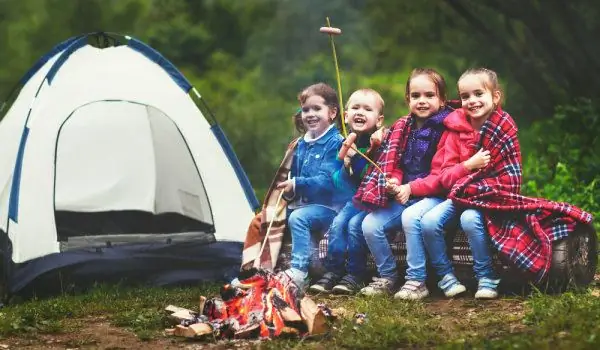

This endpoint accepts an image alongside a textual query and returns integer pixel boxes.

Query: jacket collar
[303,124,338,144]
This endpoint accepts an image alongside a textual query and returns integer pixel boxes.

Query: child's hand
[370,128,385,147]
[385,177,400,194]
[394,184,411,204]
[464,148,491,171]
[276,179,294,194]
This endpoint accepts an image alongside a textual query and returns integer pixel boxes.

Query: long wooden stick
[349,144,385,175]
[254,188,285,267]
[325,17,347,138]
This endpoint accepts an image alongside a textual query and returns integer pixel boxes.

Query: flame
[201,269,304,339]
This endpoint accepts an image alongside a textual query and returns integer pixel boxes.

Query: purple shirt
[401,107,452,184]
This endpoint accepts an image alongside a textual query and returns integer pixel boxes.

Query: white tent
[0,33,257,294]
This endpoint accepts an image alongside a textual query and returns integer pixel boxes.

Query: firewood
[169,310,197,323]
[279,306,302,322]
[299,296,329,335]
[234,322,260,339]
[173,323,213,338]
[165,304,194,314]
[199,296,207,314]
[164,328,175,336]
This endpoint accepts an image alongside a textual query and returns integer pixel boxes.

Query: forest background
[1,0,598,229]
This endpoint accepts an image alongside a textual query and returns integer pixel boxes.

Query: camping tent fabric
[0,33,256,295]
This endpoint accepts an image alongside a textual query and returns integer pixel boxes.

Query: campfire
[165,268,334,340]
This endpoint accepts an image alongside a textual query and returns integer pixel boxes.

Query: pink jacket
[438,109,479,191]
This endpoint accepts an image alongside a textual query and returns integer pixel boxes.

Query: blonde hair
[346,88,385,115]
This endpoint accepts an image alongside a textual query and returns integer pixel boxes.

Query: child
[420,67,595,299]
[276,82,345,290]
[397,68,501,300]
[354,68,454,296]
[308,88,386,294]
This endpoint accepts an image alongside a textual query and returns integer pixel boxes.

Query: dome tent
[0,32,258,299]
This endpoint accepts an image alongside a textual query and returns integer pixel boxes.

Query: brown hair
[404,68,448,103]
[297,82,341,129]
[458,67,504,105]
[346,88,385,115]
[291,109,306,134]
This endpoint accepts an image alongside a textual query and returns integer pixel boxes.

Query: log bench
[276,223,598,293]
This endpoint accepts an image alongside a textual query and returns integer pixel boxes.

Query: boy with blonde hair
[309,88,387,294]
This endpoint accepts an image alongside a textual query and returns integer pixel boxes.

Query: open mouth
[352,116,367,128]
[468,106,483,113]
[416,106,429,112]
[305,118,320,127]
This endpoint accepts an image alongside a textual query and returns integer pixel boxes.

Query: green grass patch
[0,284,599,349]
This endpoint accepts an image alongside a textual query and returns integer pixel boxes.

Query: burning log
[166,268,333,341]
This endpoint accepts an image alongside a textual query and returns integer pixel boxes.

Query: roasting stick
[320,18,347,138]
[254,174,288,268]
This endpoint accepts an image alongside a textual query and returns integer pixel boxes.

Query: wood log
[278,306,302,323]
[172,323,213,338]
[199,296,207,314]
[299,296,329,335]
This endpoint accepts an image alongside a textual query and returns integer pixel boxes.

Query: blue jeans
[288,205,337,273]
[325,201,365,276]
[400,197,445,282]
[421,199,498,280]
[362,200,417,283]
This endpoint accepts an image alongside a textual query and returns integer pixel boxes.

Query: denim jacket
[287,125,344,209]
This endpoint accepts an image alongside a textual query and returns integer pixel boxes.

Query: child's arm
[438,132,490,190]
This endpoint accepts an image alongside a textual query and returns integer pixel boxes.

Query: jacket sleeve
[408,131,448,197]
[438,132,471,191]
[295,139,342,198]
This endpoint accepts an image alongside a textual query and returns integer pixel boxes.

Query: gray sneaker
[283,268,309,291]
[359,277,395,296]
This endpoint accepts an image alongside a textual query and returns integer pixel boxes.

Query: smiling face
[301,95,336,138]
[344,91,384,134]
[458,73,501,121]
[407,75,443,121]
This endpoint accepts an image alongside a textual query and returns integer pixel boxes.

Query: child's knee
[420,212,439,235]
[460,209,484,233]
[401,206,420,230]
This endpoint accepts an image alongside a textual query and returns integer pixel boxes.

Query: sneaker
[394,280,429,300]
[308,272,341,293]
[332,274,363,295]
[359,277,395,296]
[474,277,500,299]
[438,273,467,298]
[283,268,309,291]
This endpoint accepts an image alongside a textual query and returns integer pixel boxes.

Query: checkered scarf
[353,117,412,209]
[449,108,594,280]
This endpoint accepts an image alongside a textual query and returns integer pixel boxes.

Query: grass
[0,282,599,349]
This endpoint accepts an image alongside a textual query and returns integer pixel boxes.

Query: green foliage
[522,99,600,230]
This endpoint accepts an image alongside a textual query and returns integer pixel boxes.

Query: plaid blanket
[448,108,594,280]
[353,117,412,209]
[241,138,299,270]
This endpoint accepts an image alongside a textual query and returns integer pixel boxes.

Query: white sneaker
[474,277,500,299]
[359,277,395,296]
[394,280,429,300]
[438,273,467,298]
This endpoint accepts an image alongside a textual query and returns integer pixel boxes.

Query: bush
[522,98,600,231]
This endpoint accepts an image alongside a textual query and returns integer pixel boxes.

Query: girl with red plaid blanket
[353,68,455,296]
[421,68,593,299]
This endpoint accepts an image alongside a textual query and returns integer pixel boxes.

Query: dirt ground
[0,297,528,350]
[2,275,598,350]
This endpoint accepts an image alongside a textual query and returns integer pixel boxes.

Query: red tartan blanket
[353,117,412,209]
[448,108,594,280]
